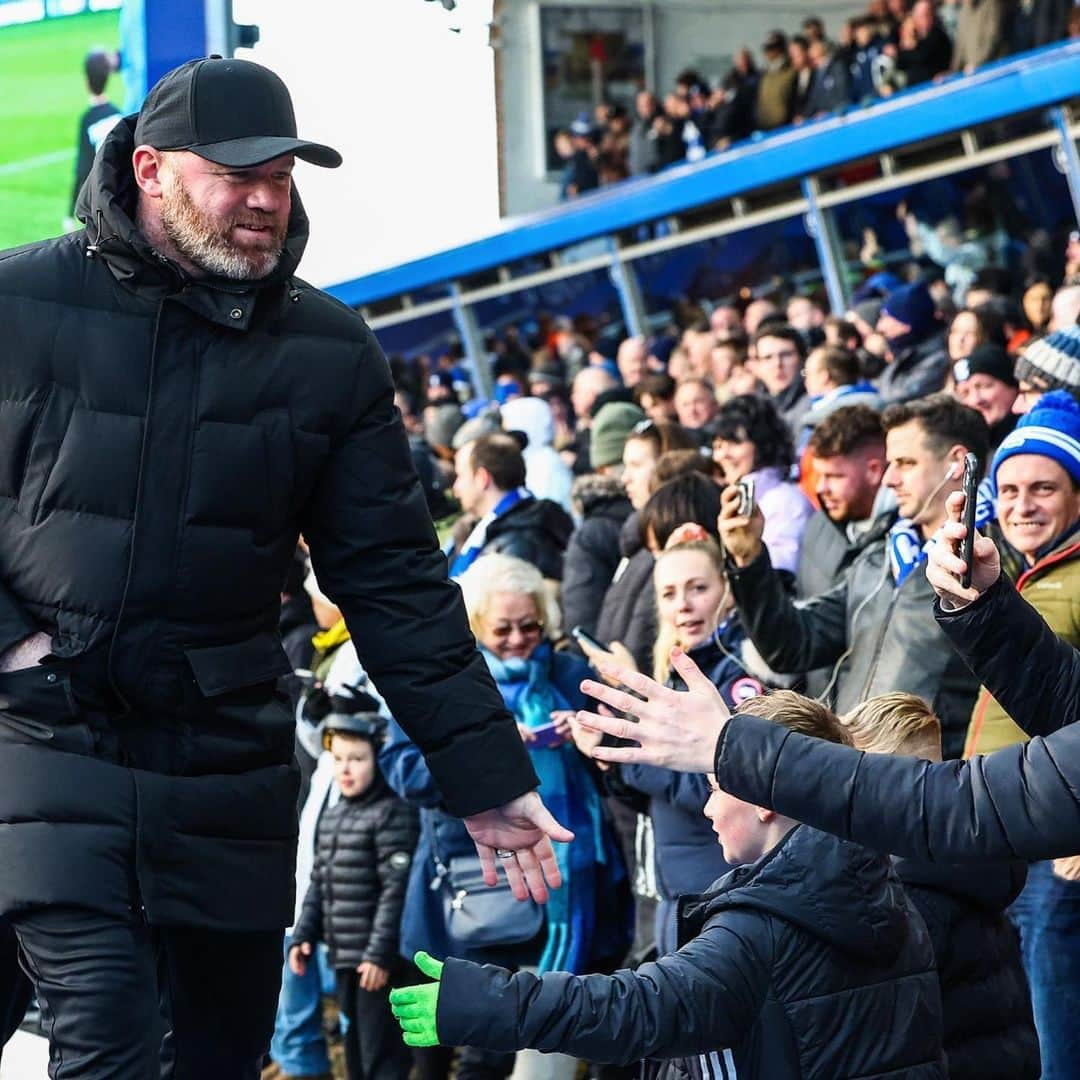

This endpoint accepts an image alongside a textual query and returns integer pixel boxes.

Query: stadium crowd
[11,43,1080,1080]
[265,219,1080,1080]
[555,0,1078,197]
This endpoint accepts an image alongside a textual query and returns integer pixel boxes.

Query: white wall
[233,0,502,288]
[499,0,863,216]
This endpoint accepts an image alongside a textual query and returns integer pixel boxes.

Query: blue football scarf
[448,487,531,579]
[482,644,605,974]
[888,518,931,586]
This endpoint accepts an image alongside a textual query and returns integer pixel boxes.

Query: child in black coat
[290,707,419,1080]
[843,692,1040,1080]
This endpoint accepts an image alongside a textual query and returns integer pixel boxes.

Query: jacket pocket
[0,666,93,754]
[184,633,294,698]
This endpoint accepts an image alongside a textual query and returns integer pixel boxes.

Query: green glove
[390,951,444,1047]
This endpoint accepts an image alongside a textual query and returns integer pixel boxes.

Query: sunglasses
[489,620,544,639]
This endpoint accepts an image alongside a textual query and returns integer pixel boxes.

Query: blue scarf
[481,643,606,974]
[888,518,931,586]
[448,487,531,579]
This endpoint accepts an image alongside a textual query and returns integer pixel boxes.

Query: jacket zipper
[857,573,902,703]
[105,300,165,714]
[324,803,347,949]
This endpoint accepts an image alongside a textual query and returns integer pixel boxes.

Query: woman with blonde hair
[457,554,628,976]
[598,527,769,952]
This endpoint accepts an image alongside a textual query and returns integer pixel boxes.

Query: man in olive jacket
[0,57,560,1077]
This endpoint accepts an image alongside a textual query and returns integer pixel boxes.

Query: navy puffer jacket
[438,825,945,1079]
[894,856,1039,1079]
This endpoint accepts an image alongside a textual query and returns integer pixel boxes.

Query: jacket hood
[76,115,309,318]
[803,384,883,429]
[501,397,555,450]
[488,496,574,548]
[571,473,632,519]
[892,855,1026,913]
[682,824,909,963]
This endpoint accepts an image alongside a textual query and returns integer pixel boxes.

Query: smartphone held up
[958,452,980,590]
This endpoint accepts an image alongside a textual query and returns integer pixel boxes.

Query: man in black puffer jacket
[292,709,419,1080]
[0,58,556,1075]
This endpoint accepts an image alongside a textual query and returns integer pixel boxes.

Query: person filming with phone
[717,394,988,757]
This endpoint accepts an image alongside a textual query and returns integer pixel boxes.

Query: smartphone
[959,452,980,590]
[528,720,565,749]
[736,478,756,518]
[571,625,609,654]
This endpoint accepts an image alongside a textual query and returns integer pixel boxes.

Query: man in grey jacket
[721,394,986,757]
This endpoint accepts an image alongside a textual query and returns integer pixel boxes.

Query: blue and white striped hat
[1015,325,1080,395]
[992,390,1080,487]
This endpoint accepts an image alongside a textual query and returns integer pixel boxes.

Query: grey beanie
[1015,325,1080,395]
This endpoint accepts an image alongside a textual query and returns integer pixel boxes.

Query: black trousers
[0,916,33,1062]
[334,968,412,1080]
[9,905,282,1079]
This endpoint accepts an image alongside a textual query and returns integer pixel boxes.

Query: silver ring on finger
[495,848,517,860]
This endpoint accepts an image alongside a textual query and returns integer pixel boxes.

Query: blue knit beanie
[992,389,1080,487]
[881,281,935,337]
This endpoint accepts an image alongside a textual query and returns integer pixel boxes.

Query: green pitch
[0,10,121,251]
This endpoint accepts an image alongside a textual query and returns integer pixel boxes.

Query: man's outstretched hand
[927,490,1001,610]
[463,791,574,904]
[576,648,730,774]
[390,951,443,1047]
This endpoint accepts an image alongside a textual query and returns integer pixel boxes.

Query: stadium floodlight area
[326,40,1080,388]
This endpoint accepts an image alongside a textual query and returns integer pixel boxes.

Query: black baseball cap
[133,56,342,168]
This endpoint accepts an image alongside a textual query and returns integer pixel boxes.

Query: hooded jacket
[481,497,574,581]
[877,331,949,405]
[893,857,1039,1080]
[0,117,535,929]
[562,474,633,638]
[500,397,574,515]
[292,772,419,970]
[437,825,945,1079]
[728,513,979,758]
[595,512,657,673]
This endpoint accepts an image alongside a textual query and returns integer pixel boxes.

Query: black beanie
[952,343,1017,388]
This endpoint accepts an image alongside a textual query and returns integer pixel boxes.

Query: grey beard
[159,179,283,281]
[161,212,282,280]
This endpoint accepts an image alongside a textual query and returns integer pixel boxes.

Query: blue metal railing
[328,41,1080,310]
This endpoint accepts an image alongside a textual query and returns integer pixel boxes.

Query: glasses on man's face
[489,620,544,640]
[758,348,799,367]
